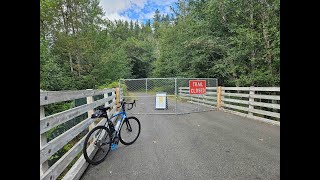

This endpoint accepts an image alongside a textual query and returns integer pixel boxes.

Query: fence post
[112,89,116,109]
[116,87,120,111]
[86,90,95,131]
[175,78,177,114]
[40,106,48,176]
[146,78,148,95]
[217,86,222,109]
[221,88,225,109]
[248,86,255,117]
[104,89,110,117]
[272,91,278,113]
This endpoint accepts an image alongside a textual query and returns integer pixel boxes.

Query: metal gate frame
[119,78,218,115]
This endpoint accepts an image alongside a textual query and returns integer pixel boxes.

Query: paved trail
[80,96,280,180]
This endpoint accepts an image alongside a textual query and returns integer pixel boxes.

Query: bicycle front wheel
[119,117,141,145]
[83,126,111,165]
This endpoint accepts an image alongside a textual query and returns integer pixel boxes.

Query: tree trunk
[260,0,272,67]
[60,2,69,34]
[250,0,254,28]
[74,1,79,33]
[220,1,227,23]
[66,0,75,34]
[76,52,81,77]
[262,17,271,65]
[69,52,74,73]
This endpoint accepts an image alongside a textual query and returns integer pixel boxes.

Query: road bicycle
[83,99,141,165]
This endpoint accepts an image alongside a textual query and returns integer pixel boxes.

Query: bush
[98,80,128,97]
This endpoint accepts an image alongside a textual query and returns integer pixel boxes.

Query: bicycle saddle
[97,106,111,112]
[91,106,111,118]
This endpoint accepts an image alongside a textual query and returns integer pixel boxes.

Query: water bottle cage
[108,121,115,134]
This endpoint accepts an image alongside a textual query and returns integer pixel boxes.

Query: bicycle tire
[83,126,111,165]
[119,117,141,145]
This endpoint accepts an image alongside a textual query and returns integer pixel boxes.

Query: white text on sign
[189,80,206,94]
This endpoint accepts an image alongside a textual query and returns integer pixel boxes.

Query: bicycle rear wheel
[83,126,111,165]
[119,117,141,145]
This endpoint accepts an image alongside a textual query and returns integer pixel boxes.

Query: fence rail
[178,86,280,125]
[178,87,218,108]
[40,88,120,180]
[40,89,114,106]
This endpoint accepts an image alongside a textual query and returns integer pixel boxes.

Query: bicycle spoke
[83,126,111,165]
[120,117,140,145]
[101,140,111,146]
[98,146,105,153]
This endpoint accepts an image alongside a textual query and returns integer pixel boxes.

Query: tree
[152,0,280,86]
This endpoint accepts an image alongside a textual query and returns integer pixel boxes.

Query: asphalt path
[80,96,280,180]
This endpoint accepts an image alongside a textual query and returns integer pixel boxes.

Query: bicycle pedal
[111,143,118,151]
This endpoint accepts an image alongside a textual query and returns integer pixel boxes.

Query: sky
[99,0,177,24]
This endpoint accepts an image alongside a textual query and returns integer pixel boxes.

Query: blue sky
[99,0,177,24]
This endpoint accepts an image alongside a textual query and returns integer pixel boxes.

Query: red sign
[189,80,206,94]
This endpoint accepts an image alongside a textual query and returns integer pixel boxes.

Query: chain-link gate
[119,78,218,115]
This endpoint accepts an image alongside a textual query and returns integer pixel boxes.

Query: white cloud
[133,0,148,8]
[152,0,176,6]
[106,13,131,21]
[100,0,148,21]
[100,0,132,14]
[99,0,175,22]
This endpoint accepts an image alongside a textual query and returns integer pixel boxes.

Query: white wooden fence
[178,87,218,108]
[40,88,120,180]
[179,86,280,125]
[40,86,279,179]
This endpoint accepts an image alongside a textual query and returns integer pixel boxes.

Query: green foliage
[41,1,157,91]
[98,80,128,97]
[44,101,74,117]
[98,80,120,89]
[41,0,280,91]
[152,0,280,86]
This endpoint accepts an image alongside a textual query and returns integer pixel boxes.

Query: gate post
[217,86,222,109]
[175,78,177,114]
[248,86,255,117]
[146,78,148,95]
[116,87,120,111]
